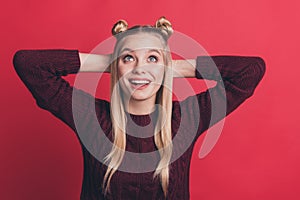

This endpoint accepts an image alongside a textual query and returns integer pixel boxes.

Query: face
[116,33,166,103]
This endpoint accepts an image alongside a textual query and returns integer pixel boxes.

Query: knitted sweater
[13,49,265,200]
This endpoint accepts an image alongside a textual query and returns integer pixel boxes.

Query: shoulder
[95,98,110,115]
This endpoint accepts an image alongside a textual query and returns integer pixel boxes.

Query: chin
[130,93,155,101]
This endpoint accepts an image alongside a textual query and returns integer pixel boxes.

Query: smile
[129,79,151,85]
[128,79,151,90]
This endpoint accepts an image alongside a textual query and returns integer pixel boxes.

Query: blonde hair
[103,16,174,198]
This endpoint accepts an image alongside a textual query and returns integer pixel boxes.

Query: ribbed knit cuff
[195,56,214,79]
[52,49,81,74]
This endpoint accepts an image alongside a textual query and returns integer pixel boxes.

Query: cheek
[117,61,136,78]
[117,65,128,79]
[117,68,122,79]
[154,66,165,83]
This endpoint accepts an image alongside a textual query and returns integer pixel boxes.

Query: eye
[122,55,134,63]
[148,55,158,63]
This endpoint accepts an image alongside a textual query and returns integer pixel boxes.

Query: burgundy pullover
[13,49,265,200]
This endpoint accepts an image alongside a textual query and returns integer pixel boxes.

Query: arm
[13,49,110,132]
[172,59,196,78]
[78,52,111,72]
[174,56,266,138]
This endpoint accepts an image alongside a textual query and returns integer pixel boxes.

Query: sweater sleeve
[13,49,98,132]
[179,55,266,140]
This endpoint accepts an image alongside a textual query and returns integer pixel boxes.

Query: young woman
[13,17,265,200]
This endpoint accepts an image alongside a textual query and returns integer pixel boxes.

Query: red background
[1,0,300,199]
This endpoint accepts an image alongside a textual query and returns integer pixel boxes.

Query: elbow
[13,49,38,77]
[13,50,28,73]
[244,56,266,97]
[252,56,266,82]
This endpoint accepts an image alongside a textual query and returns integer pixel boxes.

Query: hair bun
[155,16,173,38]
[112,20,128,36]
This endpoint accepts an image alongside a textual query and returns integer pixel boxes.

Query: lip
[128,78,152,90]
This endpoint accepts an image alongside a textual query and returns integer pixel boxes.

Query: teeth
[130,80,150,84]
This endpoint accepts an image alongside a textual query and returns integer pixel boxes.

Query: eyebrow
[120,48,162,55]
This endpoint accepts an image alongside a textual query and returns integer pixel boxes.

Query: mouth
[128,79,151,89]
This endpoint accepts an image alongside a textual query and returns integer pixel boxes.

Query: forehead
[118,33,165,52]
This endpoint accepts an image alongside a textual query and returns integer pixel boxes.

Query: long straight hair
[103,23,173,198]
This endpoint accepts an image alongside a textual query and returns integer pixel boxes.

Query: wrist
[172,59,196,78]
[79,53,110,72]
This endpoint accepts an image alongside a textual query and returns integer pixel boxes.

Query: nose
[132,58,146,74]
